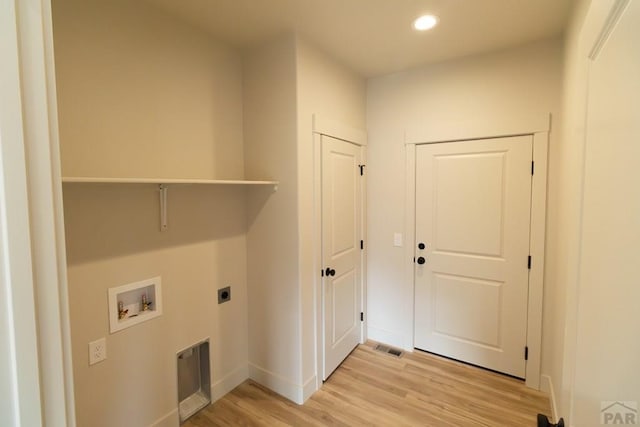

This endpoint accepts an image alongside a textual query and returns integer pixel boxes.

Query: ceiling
[146,0,574,77]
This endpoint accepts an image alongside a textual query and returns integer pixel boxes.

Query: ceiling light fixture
[413,14,438,31]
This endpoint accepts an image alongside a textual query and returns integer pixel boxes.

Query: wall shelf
[62,177,279,230]
[61,176,279,186]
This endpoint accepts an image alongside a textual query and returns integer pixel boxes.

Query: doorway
[413,136,533,378]
[404,120,549,388]
[320,134,364,380]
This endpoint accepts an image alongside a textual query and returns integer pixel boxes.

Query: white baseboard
[149,364,249,427]
[149,409,178,427]
[212,364,249,402]
[540,374,558,423]
[302,374,318,402]
[248,362,307,404]
[367,325,406,350]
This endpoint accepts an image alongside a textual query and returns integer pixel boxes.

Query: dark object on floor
[538,414,565,427]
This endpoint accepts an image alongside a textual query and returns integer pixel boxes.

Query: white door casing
[321,135,363,380]
[404,116,549,389]
[414,135,533,378]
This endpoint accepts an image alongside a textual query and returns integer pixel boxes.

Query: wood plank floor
[185,342,550,426]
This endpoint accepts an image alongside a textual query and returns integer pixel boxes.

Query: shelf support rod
[159,184,168,231]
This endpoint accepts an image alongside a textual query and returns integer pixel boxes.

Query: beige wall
[366,38,563,379]
[295,36,367,388]
[243,35,302,401]
[54,0,248,425]
[54,0,244,180]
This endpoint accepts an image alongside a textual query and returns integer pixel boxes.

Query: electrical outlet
[218,286,231,304]
[89,337,107,365]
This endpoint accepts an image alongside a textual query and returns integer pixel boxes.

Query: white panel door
[322,135,362,380]
[414,136,532,378]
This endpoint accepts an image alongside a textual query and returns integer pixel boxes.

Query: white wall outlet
[89,337,107,365]
[393,232,403,247]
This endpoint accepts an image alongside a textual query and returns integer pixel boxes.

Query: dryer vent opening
[177,340,211,424]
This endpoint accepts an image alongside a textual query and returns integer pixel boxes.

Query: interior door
[414,136,532,378]
[322,135,362,380]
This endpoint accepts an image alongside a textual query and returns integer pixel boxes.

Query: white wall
[243,35,302,402]
[366,39,563,376]
[295,36,366,391]
[243,34,366,404]
[54,0,249,425]
[552,0,593,419]
[559,1,640,425]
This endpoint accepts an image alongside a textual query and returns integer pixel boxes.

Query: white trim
[212,364,249,402]
[248,363,306,404]
[405,113,550,145]
[312,114,367,146]
[525,131,549,390]
[360,144,368,345]
[0,1,45,425]
[149,408,178,427]
[367,325,407,350]
[588,0,631,60]
[302,374,317,402]
[403,120,550,390]
[403,144,417,353]
[541,374,559,423]
[6,0,77,424]
[312,132,324,391]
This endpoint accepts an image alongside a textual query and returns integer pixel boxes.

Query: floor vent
[374,344,404,358]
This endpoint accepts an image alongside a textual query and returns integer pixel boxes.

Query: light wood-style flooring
[185,342,550,426]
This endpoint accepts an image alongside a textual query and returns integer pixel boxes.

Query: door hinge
[531,161,535,175]
[358,164,365,176]
[528,255,532,269]
[525,346,529,361]
[360,312,364,322]
[360,240,364,250]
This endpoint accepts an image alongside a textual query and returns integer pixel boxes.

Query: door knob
[416,257,426,265]
[418,242,426,250]
[325,267,336,276]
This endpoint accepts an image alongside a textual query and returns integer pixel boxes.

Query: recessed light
[413,14,438,31]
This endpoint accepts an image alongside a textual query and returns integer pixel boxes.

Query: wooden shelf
[62,177,278,186]
[61,176,278,231]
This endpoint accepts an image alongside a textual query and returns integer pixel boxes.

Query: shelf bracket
[159,184,168,231]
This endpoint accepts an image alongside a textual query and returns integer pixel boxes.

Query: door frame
[1,0,76,424]
[312,115,367,385]
[404,113,550,389]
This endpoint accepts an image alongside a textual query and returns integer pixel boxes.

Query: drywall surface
[243,36,302,402]
[366,38,562,376]
[561,1,640,425]
[64,186,249,427]
[295,36,367,392]
[54,0,244,180]
[54,0,248,425]
[548,0,592,420]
